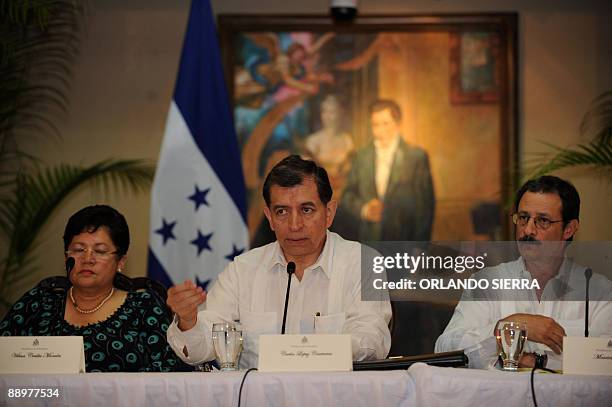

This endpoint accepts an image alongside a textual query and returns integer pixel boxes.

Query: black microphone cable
[530,366,559,407]
[238,367,257,407]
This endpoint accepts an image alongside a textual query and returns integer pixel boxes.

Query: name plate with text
[258,334,352,372]
[563,336,612,376]
[0,336,85,373]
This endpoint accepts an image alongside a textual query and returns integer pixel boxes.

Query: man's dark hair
[63,204,130,256]
[263,155,332,206]
[515,175,581,225]
[369,99,402,123]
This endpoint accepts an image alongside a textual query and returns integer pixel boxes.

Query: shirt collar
[373,134,401,154]
[519,256,572,279]
[519,256,574,299]
[267,230,334,279]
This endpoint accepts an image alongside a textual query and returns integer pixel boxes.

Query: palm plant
[1,0,81,181]
[524,90,612,180]
[0,1,155,309]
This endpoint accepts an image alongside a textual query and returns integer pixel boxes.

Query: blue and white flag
[148,0,248,289]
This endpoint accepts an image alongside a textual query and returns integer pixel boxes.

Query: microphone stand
[584,268,592,337]
[281,262,296,334]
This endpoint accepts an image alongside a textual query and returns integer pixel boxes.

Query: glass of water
[212,322,243,371]
[495,321,527,371]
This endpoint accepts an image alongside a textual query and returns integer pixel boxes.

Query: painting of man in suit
[338,99,435,241]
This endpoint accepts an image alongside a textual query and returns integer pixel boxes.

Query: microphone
[281,262,296,335]
[584,268,592,337]
[66,257,76,278]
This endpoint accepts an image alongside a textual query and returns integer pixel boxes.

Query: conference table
[1,364,610,406]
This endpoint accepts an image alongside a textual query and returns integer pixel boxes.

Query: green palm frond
[0,159,154,293]
[1,0,58,28]
[522,90,612,182]
[580,90,612,145]
[1,0,84,175]
[524,139,612,180]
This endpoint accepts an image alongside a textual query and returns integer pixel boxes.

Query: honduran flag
[148,0,248,289]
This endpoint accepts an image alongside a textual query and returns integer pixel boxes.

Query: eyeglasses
[511,213,563,230]
[65,247,118,261]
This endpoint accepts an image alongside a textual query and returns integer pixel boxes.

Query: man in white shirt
[166,155,391,368]
[435,176,612,369]
[338,99,435,242]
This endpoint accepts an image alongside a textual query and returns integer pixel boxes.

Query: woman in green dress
[0,205,188,372]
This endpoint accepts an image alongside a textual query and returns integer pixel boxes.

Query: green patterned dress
[0,286,188,372]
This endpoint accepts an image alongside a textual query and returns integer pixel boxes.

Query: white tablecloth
[408,363,612,407]
[2,365,610,406]
[0,370,414,407]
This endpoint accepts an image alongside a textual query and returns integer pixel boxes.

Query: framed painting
[449,31,501,104]
[218,14,518,246]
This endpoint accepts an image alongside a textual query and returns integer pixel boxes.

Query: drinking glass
[212,322,243,371]
[495,321,527,371]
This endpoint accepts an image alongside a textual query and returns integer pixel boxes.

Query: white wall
[9,0,611,301]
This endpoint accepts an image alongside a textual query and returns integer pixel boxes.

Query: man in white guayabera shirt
[166,155,391,368]
[435,176,612,369]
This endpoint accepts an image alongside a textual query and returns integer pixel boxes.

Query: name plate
[258,334,352,372]
[563,336,612,376]
[0,336,85,373]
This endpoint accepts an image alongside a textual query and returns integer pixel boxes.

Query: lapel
[384,139,408,199]
[363,144,378,198]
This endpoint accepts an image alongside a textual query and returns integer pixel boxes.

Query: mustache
[518,235,540,243]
